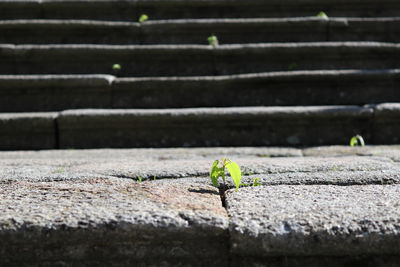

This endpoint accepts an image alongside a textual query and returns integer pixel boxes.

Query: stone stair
[1,0,400,150]
[2,2,400,265]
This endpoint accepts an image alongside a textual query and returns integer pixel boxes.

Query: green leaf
[112,64,121,71]
[226,161,242,191]
[139,14,149,23]
[350,135,365,147]
[316,11,328,19]
[210,160,220,187]
[207,35,219,47]
[252,177,261,186]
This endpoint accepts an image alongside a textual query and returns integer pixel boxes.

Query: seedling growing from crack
[316,11,328,19]
[139,14,149,23]
[350,135,365,147]
[208,34,219,47]
[210,158,242,191]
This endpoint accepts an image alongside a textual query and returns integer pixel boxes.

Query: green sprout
[207,35,219,47]
[139,14,149,23]
[316,11,328,19]
[350,135,365,147]
[252,177,262,186]
[112,64,121,71]
[210,158,242,191]
[137,176,143,183]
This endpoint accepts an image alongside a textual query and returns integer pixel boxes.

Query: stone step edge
[1,103,399,149]
[0,41,398,50]
[0,69,399,111]
[2,17,400,26]
[1,18,400,47]
[0,42,397,77]
[1,69,398,84]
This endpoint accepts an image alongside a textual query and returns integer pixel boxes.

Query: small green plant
[252,177,262,186]
[239,177,262,188]
[208,34,219,47]
[112,64,121,71]
[350,135,365,147]
[316,11,328,19]
[139,14,149,23]
[137,176,143,183]
[210,158,242,191]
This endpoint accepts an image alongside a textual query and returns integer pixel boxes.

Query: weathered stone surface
[13,44,215,77]
[330,18,400,43]
[0,42,397,76]
[0,75,113,112]
[240,170,400,186]
[226,185,400,258]
[57,106,373,148]
[1,0,400,20]
[0,148,396,184]
[0,112,57,150]
[303,145,400,162]
[0,18,399,46]
[374,103,400,144]
[113,70,400,108]
[0,147,302,160]
[1,148,400,265]
[0,177,229,266]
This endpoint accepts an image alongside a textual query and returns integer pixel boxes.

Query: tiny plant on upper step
[112,64,121,76]
[350,135,365,147]
[112,63,121,71]
[316,11,328,19]
[139,14,149,23]
[208,34,219,47]
[210,158,241,191]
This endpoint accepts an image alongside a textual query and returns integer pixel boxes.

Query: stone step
[2,104,400,150]
[0,0,399,20]
[1,147,400,265]
[0,18,399,44]
[0,42,399,76]
[227,184,400,265]
[1,70,399,112]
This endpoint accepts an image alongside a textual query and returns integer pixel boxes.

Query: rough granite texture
[226,185,400,256]
[0,177,229,266]
[1,146,400,266]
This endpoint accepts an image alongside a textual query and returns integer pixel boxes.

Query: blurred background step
[7,104,400,150]
[0,42,399,76]
[0,0,399,20]
[0,0,399,150]
[0,18,399,44]
[0,112,57,150]
[1,70,399,112]
[0,75,113,112]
